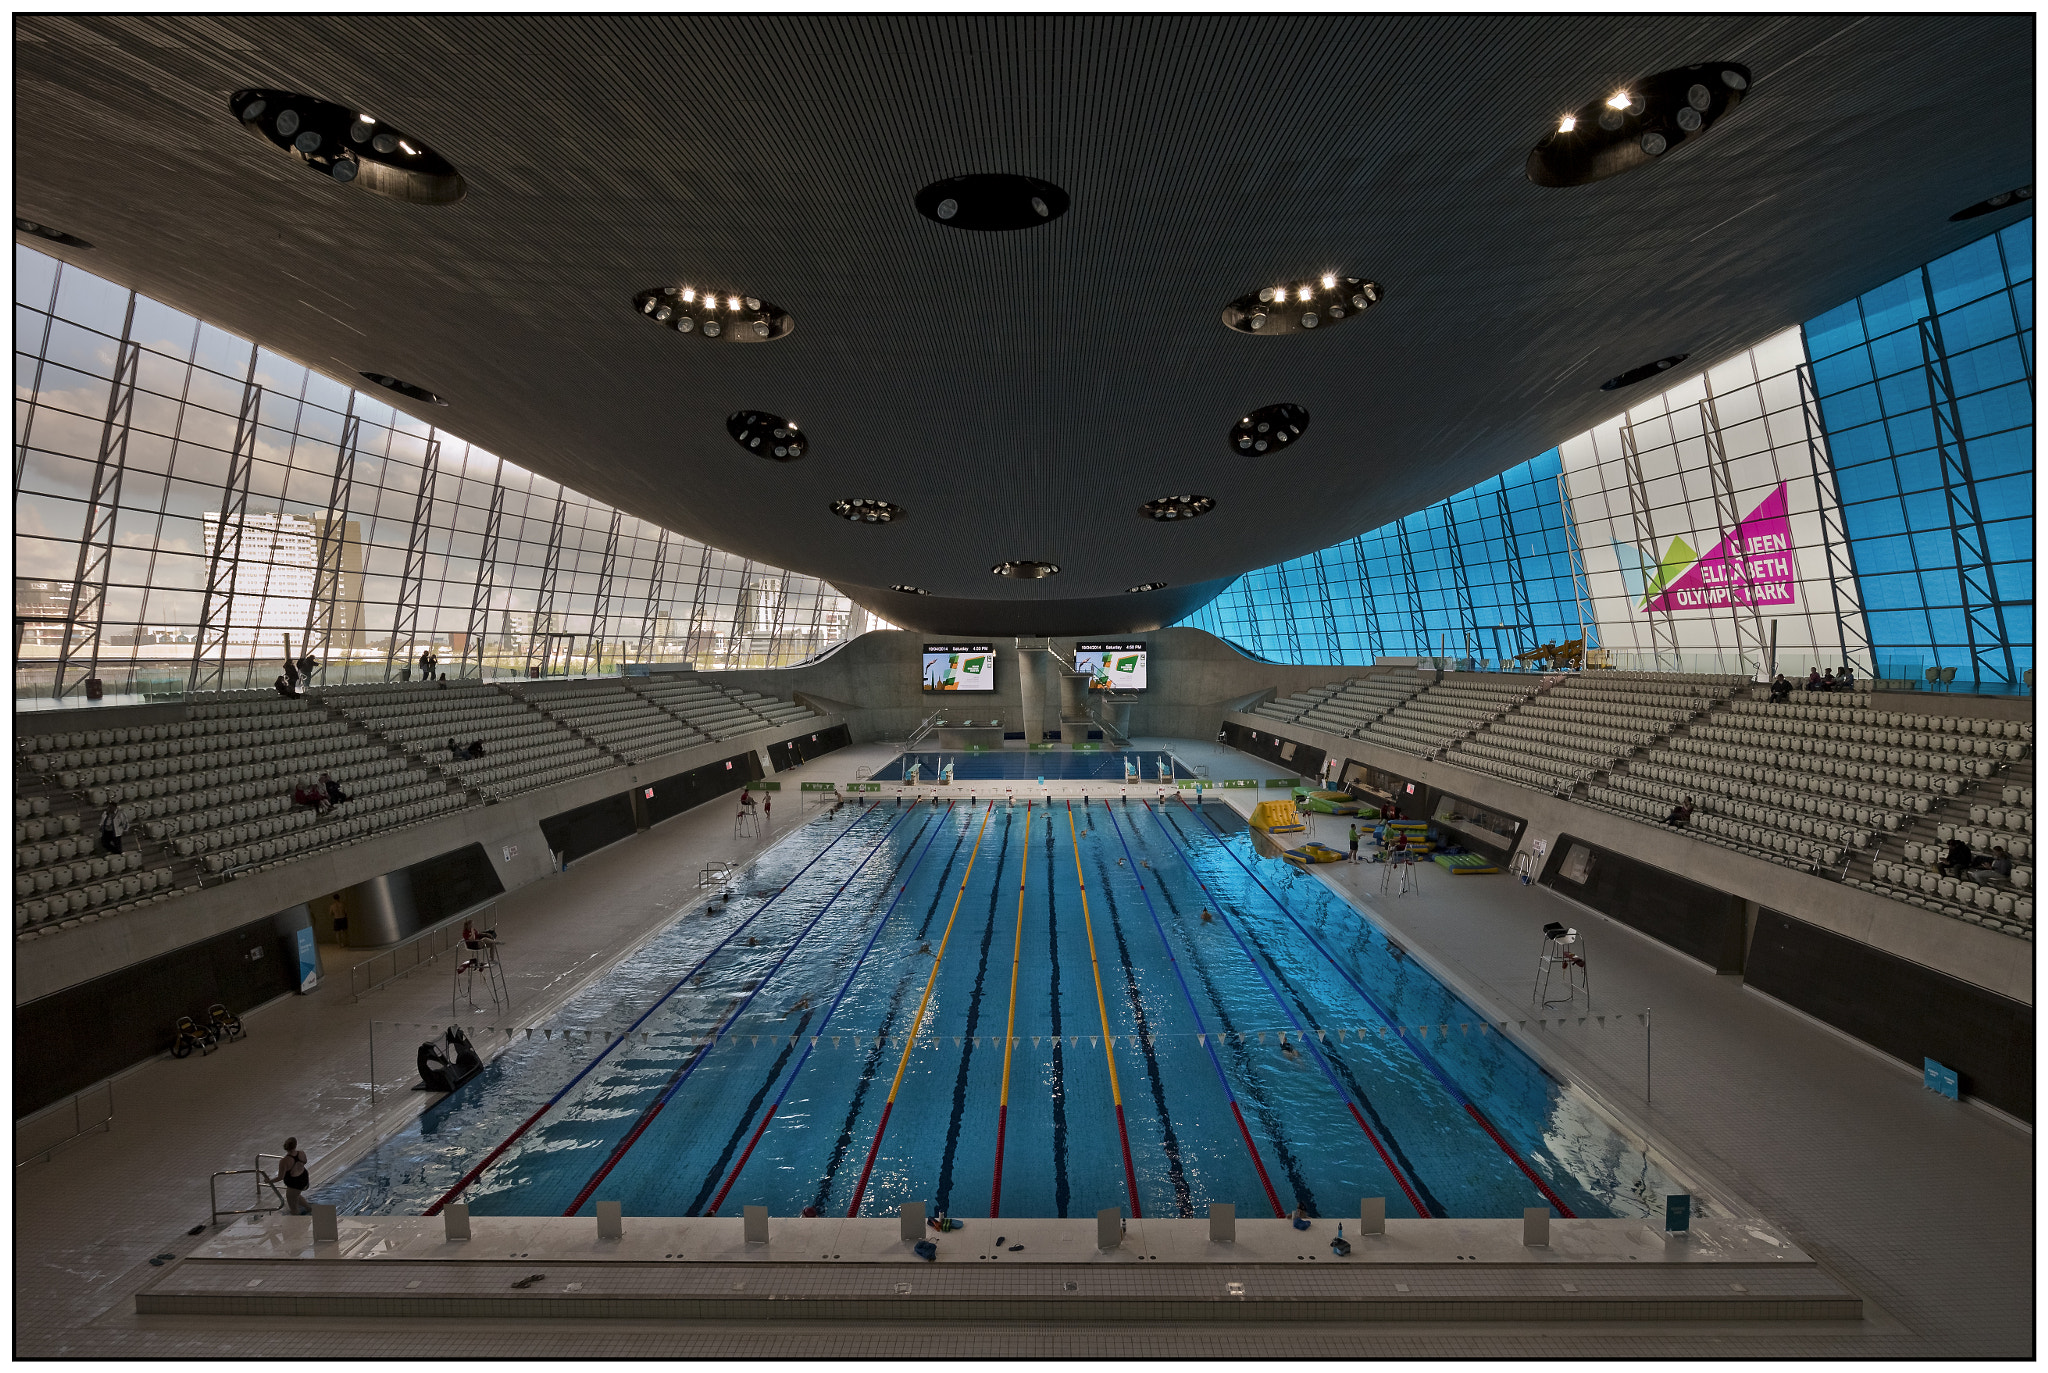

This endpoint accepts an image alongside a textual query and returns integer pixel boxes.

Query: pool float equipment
[1294,789,1366,815]
[1283,842,1346,866]
[1433,852,1500,875]
[913,1239,938,1261]
[1249,799,1307,834]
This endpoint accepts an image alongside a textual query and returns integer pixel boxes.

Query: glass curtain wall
[1182,224,2033,688]
[1802,218,2033,690]
[14,246,873,702]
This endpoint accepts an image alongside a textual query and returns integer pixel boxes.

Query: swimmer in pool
[746,936,758,947]
[787,998,811,1016]
[918,941,932,956]
[1200,908,1213,923]
[1279,1033,1300,1059]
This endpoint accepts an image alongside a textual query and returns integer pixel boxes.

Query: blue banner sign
[1923,1057,1959,1100]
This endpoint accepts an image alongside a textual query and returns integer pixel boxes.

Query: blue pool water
[325,800,1678,1222]
[871,750,1195,781]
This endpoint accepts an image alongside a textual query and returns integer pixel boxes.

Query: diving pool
[323,799,1679,1223]
[869,750,1195,781]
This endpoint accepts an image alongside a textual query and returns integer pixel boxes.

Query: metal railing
[347,903,496,1002]
[211,1152,287,1226]
[14,1081,113,1168]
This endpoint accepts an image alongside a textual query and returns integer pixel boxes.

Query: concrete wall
[15,715,839,1006]
[1222,701,2033,1005]
[711,628,1365,744]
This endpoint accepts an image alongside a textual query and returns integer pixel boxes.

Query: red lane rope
[422,804,883,1217]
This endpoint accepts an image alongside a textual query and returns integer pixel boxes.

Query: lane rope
[1144,802,1434,1219]
[705,802,971,1215]
[1177,797,1576,1219]
[561,803,917,1216]
[844,798,999,1217]
[1066,800,1143,1217]
[989,802,1031,1217]
[1102,802,1284,1216]
[423,804,883,1216]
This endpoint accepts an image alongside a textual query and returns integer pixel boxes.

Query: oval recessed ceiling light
[1223,277,1381,336]
[830,498,904,524]
[1600,354,1689,392]
[992,560,1060,579]
[915,174,1070,231]
[359,371,447,406]
[726,411,807,460]
[1528,63,1751,188]
[890,584,931,595]
[1229,403,1310,455]
[632,285,792,342]
[14,218,92,249]
[1951,184,2033,222]
[1141,495,1215,522]
[1125,581,1168,594]
[228,89,464,203]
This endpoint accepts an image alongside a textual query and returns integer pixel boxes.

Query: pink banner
[1641,483,1796,615]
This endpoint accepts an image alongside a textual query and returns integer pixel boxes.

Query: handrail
[348,902,497,1002]
[904,710,943,747]
[14,1081,112,1168]
[211,1153,287,1226]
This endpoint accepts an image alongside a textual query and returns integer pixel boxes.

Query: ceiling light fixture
[726,411,808,460]
[1223,277,1382,336]
[830,498,905,524]
[227,89,463,203]
[916,174,1070,231]
[14,218,92,249]
[1125,581,1168,594]
[1951,184,2033,221]
[1600,353,1690,391]
[359,371,448,406]
[1529,63,1751,188]
[1229,403,1310,454]
[891,585,930,595]
[1141,495,1216,521]
[634,286,791,342]
[992,561,1060,579]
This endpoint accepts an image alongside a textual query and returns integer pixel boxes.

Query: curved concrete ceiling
[12,15,2034,633]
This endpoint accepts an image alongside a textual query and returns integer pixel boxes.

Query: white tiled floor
[13,742,2034,1356]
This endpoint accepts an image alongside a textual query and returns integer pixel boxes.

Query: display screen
[923,643,996,691]
[1075,641,1147,691]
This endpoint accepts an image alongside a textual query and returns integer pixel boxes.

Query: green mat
[1433,853,1499,875]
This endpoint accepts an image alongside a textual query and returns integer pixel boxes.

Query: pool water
[324,799,1679,1223]
[870,750,1195,781]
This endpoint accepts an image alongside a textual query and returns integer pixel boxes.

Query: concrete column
[1017,650,1045,743]
[345,870,418,947]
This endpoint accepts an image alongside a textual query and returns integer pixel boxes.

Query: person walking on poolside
[269,1138,313,1216]
[762,794,771,830]
[1349,822,1361,863]
[327,892,347,948]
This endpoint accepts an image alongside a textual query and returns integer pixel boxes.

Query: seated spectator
[1834,665,1855,692]
[292,780,327,813]
[1805,667,1826,692]
[1664,797,1694,828]
[467,739,486,759]
[1941,837,1973,879]
[1971,846,2013,880]
[274,672,295,699]
[1768,673,1791,704]
[447,737,464,761]
[320,771,349,807]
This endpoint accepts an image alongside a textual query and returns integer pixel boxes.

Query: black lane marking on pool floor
[675,815,940,1215]
[1162,811,1448,1220]
[808,806,998,1215]
[1140,854,1318,1218]
[1093,849,1194,1218]
[1044,808,1071,1219]
[930,813,1006,1216]
[682,1007,818,1215]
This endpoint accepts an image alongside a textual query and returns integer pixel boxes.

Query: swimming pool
[325,799,1680,1223]
[869,750,1195,781]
